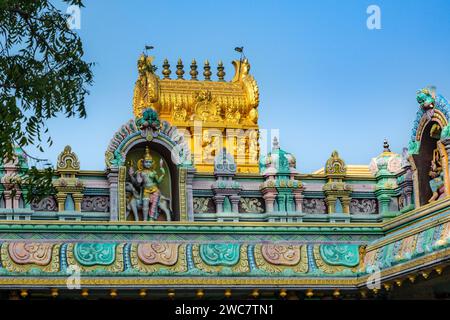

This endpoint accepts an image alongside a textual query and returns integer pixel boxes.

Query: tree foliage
[0,0,93,203]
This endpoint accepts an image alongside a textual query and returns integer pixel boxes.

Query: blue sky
[41,0,450,172]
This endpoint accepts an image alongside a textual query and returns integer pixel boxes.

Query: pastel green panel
[199,244,240,266]
[74,243,116,266]
[319,244,359,267]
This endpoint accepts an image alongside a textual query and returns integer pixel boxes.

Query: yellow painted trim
[0,248,448,288]
[312,165,374,178]
[358,247,450,284]
[77,170,107,176]
[0,277,359,287]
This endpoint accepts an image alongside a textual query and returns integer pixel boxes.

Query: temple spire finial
[162,58,171,79]
[217,61,225,81]
[190,59,198,80]
[383,138,391,152]
[176,58,184,80]
[203,60,211,81]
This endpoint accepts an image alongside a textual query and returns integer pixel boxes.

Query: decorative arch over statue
[105,108,195,222]
[408,86,450,207]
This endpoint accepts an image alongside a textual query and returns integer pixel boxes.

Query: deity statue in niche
[126,146,172,221]
[428,148,445,203]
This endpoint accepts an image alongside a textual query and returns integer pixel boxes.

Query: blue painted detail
[307,245,317,272]
[123,243,131,270]
[247,245,257,271]
[64,195,75,211]
[335,199,343,213]
[60,243,68,272]
[186,244,194,270]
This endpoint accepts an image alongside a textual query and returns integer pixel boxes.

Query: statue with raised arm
[128,146,166,221]
[428,148,445,203]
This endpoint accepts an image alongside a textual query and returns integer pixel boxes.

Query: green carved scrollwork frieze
[74,243,116,266]
[193,244,250,273]
[67,242,124,273]
[199,244,240,266]
[319,244,360,267]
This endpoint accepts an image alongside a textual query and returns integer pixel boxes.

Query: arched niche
[123,139,179,221]
[410,109,450,207]
[105,116,195,222]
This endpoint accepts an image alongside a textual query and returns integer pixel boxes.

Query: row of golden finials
[10,288,360,299]
[8,264,446,300]
[160,58,227,81]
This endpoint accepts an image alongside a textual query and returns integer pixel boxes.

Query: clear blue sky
[41,0,450,172]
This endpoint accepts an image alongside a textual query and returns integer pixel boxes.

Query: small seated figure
[428,149,445,203]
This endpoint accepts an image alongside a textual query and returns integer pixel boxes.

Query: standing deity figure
[128,146,165,221]
[428,148,445,203]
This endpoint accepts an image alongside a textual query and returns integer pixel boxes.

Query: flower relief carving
[193,197,212,213]
[137,243,179,266]
[8,242,54,266]
[81,196,110,212]
[239,198,264,213]
[261,244,301,266]
[302,198,327,214]
[350,199,378,214]
[31,196,58,212]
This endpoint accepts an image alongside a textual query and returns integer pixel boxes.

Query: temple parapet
[0,66,448,229]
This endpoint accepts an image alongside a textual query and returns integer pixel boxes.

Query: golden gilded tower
[132,54,260,173]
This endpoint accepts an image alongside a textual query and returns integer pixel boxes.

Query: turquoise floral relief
[319,244,359,267]
[199,244,240,266]
[74,243,116,266]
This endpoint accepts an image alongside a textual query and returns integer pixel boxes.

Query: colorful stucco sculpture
[0,54,449,300]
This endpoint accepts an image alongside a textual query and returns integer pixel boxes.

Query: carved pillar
[3,191,12,209]
[325,196,336,214]
[377,193,392,215]
[261,188,277,213]
[292,189,304,213]
[107,169,119,221]
[214,195,225,213]
[186,168,196,221]
[285,193,295,212]
[404,185,413,207]
[230,195,240,213]
[341,196,351,214]
[56,192,67,212]
[276,193,286,212]
[72,193,84,212]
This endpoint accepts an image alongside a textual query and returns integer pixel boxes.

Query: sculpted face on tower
[417,87,436,109]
